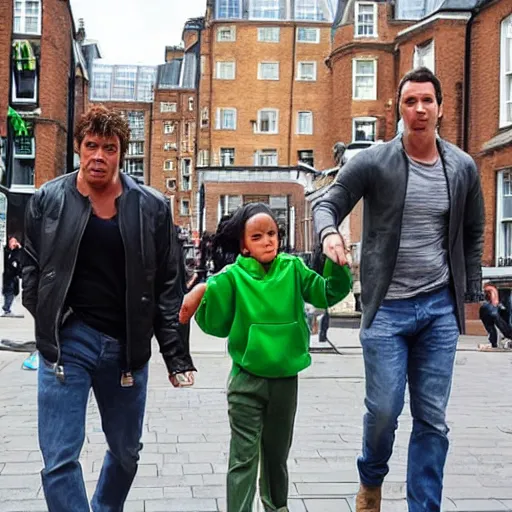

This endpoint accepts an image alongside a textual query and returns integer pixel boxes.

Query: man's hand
[322,233,349,266]
[169,371,195,387]
[179,284,207,324]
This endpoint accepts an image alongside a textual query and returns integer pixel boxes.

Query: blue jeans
[3,291,14,313]
[38,316,149,512]
[358,286,459,511]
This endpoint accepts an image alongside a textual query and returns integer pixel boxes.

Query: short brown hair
[74,105,131,167]
[397,67,443,107]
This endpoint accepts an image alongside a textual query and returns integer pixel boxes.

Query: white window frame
[197,149,210,167]
[180,199,191,216]
[296,61,317,81]
[496,169,512,265]
[352,116,377,141]
[258,27,280,42]
[12,70,38,104]
[160,102,177,113]
[500,15,512,128]
[249,0,282,20]
[216,108,237,130]
[258,62,279,80]
[216,0,242,19]
[166,178,176,190]
[296,27,320,43]
[220,148,236,166]
[216,61,236,80]
[254,149,278,166]
[352,58,377,100]
[164,122,175,134]
[13,0,41,35]
[355,2,377,38]
[164,142,177,151]
[13,136,35,158]
[181,158,192,191]
[188,97,194,111]
[256,109,279,134]
[414,40,435,73]
[296,111,313,135]
[217,25,236,41]
[164,160,174,171]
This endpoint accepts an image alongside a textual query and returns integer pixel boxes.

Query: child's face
[242,213,279,264]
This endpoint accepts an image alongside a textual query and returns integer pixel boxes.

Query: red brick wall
[204,181,306,250]
[0,0,13,138]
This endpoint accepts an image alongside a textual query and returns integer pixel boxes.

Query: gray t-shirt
[385,156,450,300]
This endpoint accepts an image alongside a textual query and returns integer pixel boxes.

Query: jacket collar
[235,253,280,279]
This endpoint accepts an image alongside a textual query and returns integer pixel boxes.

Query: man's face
[399,81,443,138]
[8,237,19,250]
[242,213,279,265]
[78,133,121,189]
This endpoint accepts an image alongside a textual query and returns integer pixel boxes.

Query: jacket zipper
[53,200,91,381]
[116,194,132,383]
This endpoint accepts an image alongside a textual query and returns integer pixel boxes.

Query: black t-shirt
[66,213,126,340]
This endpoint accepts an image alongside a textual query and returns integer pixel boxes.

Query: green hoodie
[195,253,352,378]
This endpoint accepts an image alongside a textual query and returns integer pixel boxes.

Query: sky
[70,0,206,65]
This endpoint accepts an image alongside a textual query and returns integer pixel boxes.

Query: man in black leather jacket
[23,105,196,512]
[314,68,484,512]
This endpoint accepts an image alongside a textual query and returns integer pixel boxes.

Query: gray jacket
[313,136,484,333]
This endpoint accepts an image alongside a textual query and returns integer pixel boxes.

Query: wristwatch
[320,226,340,244]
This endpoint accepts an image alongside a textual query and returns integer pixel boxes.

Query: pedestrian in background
[2,236,22,317]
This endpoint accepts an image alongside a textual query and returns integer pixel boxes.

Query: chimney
[76,18,86,43]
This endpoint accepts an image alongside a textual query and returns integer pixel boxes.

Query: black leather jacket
[22,171,196,375]
[313,136,484,333]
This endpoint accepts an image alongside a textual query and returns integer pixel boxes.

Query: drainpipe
[66,35,76,174]
[463,11,476,153]
[287,23,297,166]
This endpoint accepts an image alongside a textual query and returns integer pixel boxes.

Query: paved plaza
[0,309,512,512]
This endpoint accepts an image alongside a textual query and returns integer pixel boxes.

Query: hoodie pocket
[241,322,310,378]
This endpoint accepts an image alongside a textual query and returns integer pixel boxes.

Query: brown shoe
[355,484,382,512]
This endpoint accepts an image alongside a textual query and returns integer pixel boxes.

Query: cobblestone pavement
[1,311,512,511]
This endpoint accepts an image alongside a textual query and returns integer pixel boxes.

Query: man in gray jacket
[313,67,484,511]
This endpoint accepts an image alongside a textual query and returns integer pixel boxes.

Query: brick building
[0,0,90,243]
[194,0,337,250]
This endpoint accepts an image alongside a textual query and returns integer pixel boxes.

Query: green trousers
[226,368,298,512]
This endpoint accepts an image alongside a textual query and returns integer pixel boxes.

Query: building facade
[0,0,90,243]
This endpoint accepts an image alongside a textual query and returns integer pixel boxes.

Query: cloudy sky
[70,0,206,65]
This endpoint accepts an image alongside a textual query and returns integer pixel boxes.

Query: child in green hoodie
[179,203,352,512]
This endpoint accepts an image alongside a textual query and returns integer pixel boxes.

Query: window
[353,117,376,141]
[201,107,209,128]
[127,111,144,140]
[160,102,177,113]
[164,122,175,134]
[297,111,313,134]
[258,27,280,42]
[124,160,144,179]
[355,2,377,37]
[164,160,174,171]
[216,61,236,80]
[127,141,144,156]
[216,108,237,130]
[497,169,512,266]
[250,0,283,19]
[13,0,41,35]
[254,149,278,166]
[12,40,38,103]
[298,150,314,167]
[217,26,236,41]
[294,0,330,21]
[500,15,512,127]
[180,199,190,216]
[296,62,317,81]
[256,109,278,133]
[181,159,192,191]
[197,150,209,167]
[353,59,377,100]
[220,148,235,166]
[414,40,435,73]
[258,62,279,80]
[297,27,320,43]
[166,178,176,190]
[188,97,194,111]
[164,142,177,151]
[220,195,243,217]
[111,66,137,101]
[12,135,35,188]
